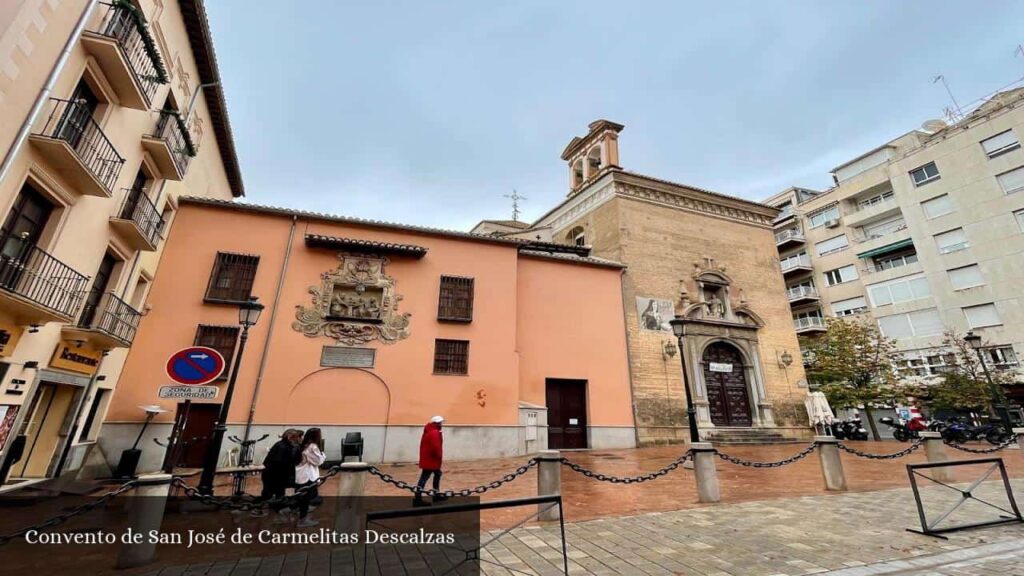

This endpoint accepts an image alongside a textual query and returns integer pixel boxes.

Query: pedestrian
[254,429,302,519]
[413,415,445,507]
[295,427,325,527]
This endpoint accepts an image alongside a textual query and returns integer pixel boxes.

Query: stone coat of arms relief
[292,253,411,346]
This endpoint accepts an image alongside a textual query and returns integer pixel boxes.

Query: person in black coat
[259,429,302,513]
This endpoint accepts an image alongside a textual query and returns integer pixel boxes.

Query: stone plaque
[321,346,376,368]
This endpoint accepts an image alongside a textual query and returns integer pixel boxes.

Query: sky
[205,1,1024,230]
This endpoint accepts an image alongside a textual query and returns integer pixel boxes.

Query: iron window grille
[194,324,239,380]
[205,252,259,303]
[437,276,474,322]
[433,339,469,375]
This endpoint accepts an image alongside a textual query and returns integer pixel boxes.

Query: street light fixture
[197,297,264,495]
[668,315,701,443]
[963,331,1013,434]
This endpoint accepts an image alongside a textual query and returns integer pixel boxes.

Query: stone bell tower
[560,119,623,195]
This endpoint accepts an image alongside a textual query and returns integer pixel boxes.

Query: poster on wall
[636,297,674,332]
[0,404,18,452]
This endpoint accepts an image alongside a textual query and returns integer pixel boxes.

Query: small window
[980,130,1020,158]
[433,339,469,375]
[921,194,953,219]
[963,303,1001,329]
[823,264,858,286]
[831,296,867,317]
[437,276,474,322]
[194,325,240,379]
[814,234,849,256]
[205,252,259,303]
[910,162,940,187]
[947,264,984,290]
[1016,209,1024,232]
[80,389,110,442]
[565,226,585,246]
[934,228,968,254]
[996,166,1024,195]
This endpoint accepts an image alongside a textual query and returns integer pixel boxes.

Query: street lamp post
[668,316,701,443]
[963,331,1013,434]
[197,297,264,495]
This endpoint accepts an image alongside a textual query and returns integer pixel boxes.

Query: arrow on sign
[190,354,209,360]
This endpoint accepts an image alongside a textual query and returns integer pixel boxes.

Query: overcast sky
[206,1,1024,230]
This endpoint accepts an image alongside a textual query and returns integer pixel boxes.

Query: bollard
[1015,428,1024,456]
[335,462,370,535]
[536,450,561,521]
[919,431,952,482]
[815,436,847,492]
[691,443,720,503]
[116,473,172,569]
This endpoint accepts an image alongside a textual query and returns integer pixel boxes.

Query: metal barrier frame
[906,458,1023,539]
[364,494,568,576]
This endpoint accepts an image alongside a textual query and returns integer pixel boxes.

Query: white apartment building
[765,87,1024,403]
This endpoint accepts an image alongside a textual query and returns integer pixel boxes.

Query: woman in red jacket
[414,416,445,506]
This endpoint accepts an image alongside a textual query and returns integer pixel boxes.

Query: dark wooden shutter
[432,339,469,375]
[437,276,474,322]
[205,252,259,303]
[194,325,240,379]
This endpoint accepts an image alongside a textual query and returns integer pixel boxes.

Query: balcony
[794,316,827,334]
[780,255,813,276]
[80,2,166,110]
[775,228,806,249]
[774,206,796,223]
[0,237,88,325]
[110,188,164,251]
[855,227,913,261]
[786,285,820,305]
[845,197,900,228]
[141,111,195,180]
[63,292,141,348]
[29,98,124,197]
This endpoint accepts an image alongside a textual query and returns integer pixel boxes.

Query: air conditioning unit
[824,219,840,228]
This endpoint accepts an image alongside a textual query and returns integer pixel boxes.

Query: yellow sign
[50,341,102,375]
[0,321,24,358]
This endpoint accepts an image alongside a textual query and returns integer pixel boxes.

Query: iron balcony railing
[78,291,142,345]
[0,235,89,319]
[787,285,818,300]
[780,255,812,272]
[36,98,125,193]
[794,316,826,330]
[151,111,196,176]
[93,2,166,104]
[775,229,805,244]
[118,187,164,246]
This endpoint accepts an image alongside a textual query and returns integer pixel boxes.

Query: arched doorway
[702,342,752,427]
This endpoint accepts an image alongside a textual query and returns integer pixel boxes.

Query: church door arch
[701,341,753,427]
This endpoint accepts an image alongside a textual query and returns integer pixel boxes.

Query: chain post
[919,431,952,482]
[336,462,370,536]
[116,474,172,569]
[815,436,847,491]
[691,443,720,503]
[1015,428,1024,458]
[537,450,562,521]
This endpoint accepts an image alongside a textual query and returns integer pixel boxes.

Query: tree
[801,317,903,440]
[908,331,1016,417]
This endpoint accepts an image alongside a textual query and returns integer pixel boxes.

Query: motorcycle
[879,416,927,442]
[939,416,972,444]
[829,416,869,441]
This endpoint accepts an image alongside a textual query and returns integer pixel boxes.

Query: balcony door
[122,170,148,220]
[79,253,117,328]
[56,81,100,150]
[0,185,54,289]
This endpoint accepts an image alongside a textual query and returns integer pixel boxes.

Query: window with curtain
[980,130,1020,158]
[866,274,931,306]
[947,264,985,290]
[921,194,953,219]
[815,234,849,256]
[934,228,968,254]
[963,303,1001,328]
[996,166,1024,195]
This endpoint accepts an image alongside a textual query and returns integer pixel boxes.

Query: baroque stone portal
[293,253,411,346]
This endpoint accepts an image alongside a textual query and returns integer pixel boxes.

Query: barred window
[433,339,469,375]
[437,276,474,322]
[205,252,259,303]
[194,325,239,380]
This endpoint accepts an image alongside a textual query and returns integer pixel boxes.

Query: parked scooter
[879,415,927,442]
[829,416,869,441]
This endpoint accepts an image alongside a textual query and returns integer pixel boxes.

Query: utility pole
[504,190,526,222]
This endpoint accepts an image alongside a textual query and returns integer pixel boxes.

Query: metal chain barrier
[0,480,138,546]
[944,437,1017,454]
[717,442,819,468]
[836,439,923,459]
[368,459,538,497]
[172,461,345,511]
[560,451,693,483]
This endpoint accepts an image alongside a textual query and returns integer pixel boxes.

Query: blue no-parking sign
[165,346,225,386]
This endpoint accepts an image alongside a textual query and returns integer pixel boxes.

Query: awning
[856,238,914,259]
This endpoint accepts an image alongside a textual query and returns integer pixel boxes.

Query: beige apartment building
[765,88,1024,401]
[0,0,242,484]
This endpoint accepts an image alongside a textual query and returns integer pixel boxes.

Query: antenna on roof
[1016,44,1024,58]
[933,75,964,122]
[504,189,526,222]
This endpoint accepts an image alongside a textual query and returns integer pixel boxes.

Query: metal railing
[775,229,805,244]
[93,2,165,104]
[787,285,818,300]
[855,220,907,242]
[780,255,812,272]
[35,98,125,193]
[78,291,141,344]
[774,207,795,221]
[0,236,88,318]
[151,111,195,176]
[117,187,164,246]
[794,316,826,330]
